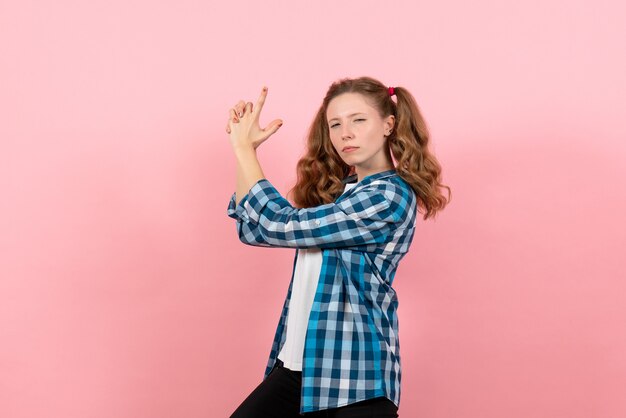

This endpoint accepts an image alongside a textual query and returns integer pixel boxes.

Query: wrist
[233,144,260,169]
[232,144,256,154]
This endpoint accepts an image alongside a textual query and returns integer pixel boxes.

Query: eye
[355,118,365,122]
[330,123,339,128]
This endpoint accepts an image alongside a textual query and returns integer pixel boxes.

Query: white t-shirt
[278,181,357,371]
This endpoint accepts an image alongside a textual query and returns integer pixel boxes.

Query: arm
[234,145,265,206]
[226,86,282,205]
[226,178,406,250]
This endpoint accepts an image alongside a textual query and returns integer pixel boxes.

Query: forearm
[234,145,266,205]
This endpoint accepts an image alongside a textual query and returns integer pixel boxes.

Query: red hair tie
[388,86,396,96]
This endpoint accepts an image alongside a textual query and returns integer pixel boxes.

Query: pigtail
[389,87,452,220]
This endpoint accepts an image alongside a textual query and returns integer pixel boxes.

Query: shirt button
[315,220,321,225]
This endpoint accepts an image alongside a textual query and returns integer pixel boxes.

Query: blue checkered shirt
[226,169,417,414]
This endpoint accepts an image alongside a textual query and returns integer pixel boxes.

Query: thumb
[264,119,283,136]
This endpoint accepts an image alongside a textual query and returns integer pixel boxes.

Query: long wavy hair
[286,76,451,221]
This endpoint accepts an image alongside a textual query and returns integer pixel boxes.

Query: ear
[384,115,395,134]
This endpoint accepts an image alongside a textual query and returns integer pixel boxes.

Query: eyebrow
[328,112,366,123]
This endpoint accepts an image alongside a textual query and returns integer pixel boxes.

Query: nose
[341,124,354,140]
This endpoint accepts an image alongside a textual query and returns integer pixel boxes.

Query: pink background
[1,1,625,417]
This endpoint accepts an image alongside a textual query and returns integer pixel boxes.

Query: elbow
[238,235,266,247]
[236,224,270,247]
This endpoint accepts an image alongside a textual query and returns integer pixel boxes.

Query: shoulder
[367,174,416,205]
[353,175,417,223]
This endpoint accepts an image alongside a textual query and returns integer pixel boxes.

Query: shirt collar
[342,168,397,185]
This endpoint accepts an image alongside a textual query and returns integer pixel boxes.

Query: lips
[342,146,359,152]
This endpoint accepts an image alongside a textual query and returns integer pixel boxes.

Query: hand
[225,86,283,150]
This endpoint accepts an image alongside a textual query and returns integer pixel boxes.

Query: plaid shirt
[226,169,417,414]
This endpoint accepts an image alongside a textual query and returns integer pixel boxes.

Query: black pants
[229,358,399,417]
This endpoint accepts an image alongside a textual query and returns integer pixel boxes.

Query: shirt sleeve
[226,178,403,249]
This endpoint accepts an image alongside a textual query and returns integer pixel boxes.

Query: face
[326,92,395,182]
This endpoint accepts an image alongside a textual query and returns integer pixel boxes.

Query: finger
[264,118,283,136]
[253,86,268,119]
[226,115,234,133]
[229,108,239,123]
[235,100,246,117]
[245,102,253,114]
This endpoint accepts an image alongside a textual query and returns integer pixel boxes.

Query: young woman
[225,76,450,417]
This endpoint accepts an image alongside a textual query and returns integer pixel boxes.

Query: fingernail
[263,86,268,91]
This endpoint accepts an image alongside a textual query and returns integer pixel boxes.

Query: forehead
[326,92,376,121]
